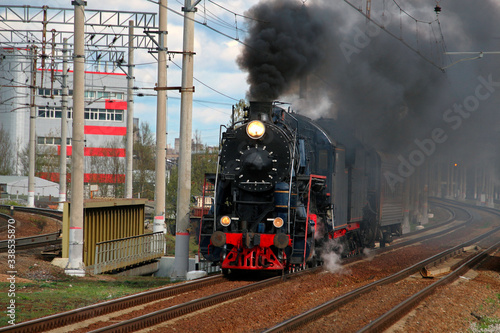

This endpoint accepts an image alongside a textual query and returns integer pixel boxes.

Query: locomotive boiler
[198,101,403,274]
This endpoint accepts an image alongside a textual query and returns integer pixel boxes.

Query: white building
[0,47,129,193]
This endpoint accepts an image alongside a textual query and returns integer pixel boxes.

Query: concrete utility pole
[58,38,69,211]
[154,0,168,234]
[66,0,86,277]
[27,45,37,208]
[125,20,135,199]
[171,0,199,279]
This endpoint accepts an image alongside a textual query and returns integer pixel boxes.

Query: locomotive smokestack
[248,101,273,121]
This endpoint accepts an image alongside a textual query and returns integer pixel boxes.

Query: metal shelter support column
[171,0,200,279]
[154,0,168,234]
[66,0,86,277]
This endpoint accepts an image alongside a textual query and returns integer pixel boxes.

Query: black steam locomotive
[198,101,403,274]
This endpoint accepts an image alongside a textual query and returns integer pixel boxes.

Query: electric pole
[171,0,200,279]
[125,20,135,199]
[27,45,37,208]
[154,0,168,235]
[58,38,69,211]
[66,0,86,277]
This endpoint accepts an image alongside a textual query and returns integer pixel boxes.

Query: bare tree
[230,99,248,126]
[106,139,125,197]
[19,143,59,178]
[0,125,14,175]
[133,122,155,199]
[88,138,125,198]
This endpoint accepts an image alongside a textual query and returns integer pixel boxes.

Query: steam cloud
[238,0,500,163]
[320,239,350,274]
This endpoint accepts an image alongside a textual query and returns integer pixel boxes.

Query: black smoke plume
[237,0,500,162]
[237,2,328,101]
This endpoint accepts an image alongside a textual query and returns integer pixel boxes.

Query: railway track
[0,205,63,221]
[87,269,320,333]
[263,200,500,332]
[0,275,226,333]
[0,268,318,333]
[358,241,500,332]
[0,231,61,253]
[0,205,62,252]
[92,200,469,333]
[2,199,491,332]
[264,228,500,332]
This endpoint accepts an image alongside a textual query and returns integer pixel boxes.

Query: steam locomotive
[198,101,403,274]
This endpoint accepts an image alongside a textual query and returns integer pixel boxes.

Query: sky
[3,0,500,163]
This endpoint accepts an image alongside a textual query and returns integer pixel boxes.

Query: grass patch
[0,276,172,327]
[469,317,500,333]
[30,216,47,231]
[469,293,500,332]
[0,200,25,207]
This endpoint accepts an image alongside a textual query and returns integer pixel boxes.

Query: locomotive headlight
[220,215,231,227]
[246,120,266,139]
[273,217,284,228]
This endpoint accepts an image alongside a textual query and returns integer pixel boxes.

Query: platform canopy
[0,176,60,198]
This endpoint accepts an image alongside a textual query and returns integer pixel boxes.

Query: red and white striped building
[0,48,130,196]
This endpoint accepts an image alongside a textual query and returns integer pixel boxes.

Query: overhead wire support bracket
[183,0,202,13]
[116,62,134,79]
[71,0,87,6]
[144,28,168,52]
[154,86,195,92]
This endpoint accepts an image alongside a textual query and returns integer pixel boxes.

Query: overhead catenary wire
[207,0,265,22]
[169,59,240,102]
[146,0,258,51]
[343,0,445,72]
[391,0,451,67]
[391,0,437,24]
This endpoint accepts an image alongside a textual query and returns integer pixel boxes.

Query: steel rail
[0,212,14,232]
[0,231,61,253]
[263,204,499,333]
[0,274,225,333]
[89,267,321,333]
[0,205,63,221]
